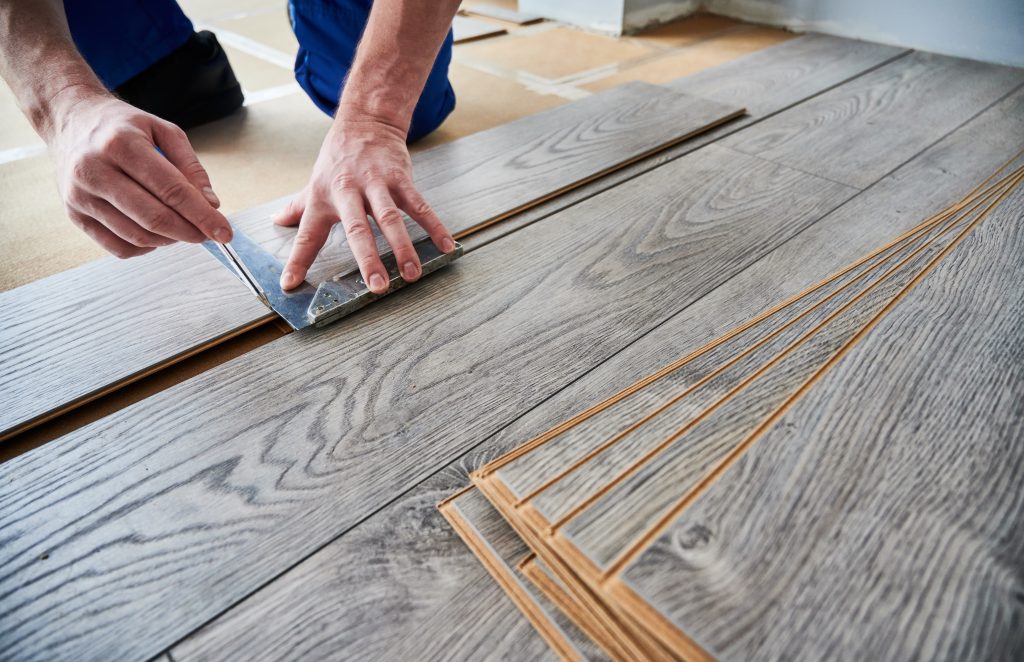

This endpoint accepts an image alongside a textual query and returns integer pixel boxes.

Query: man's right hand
[48,89,232,258]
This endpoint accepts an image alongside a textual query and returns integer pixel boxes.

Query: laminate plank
[618,168,1024,662]
[0,239,270,441]
[0,83,739,441]
[492,213,952,525]
[178,461,557,662]
[452,16,507,44]
[173,73,1024,662]
[561,202,984,570]
[173,431,597,662]
[241,82,743,286]
[665,33,907,117]
[0,144,852,661]
[722,51,1024,188]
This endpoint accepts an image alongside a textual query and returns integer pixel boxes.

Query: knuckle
[409,198,434,219]
[70,157,97,185]
[342,221,373,242]
[332,173,360,193]
[375,207,404,228]
[160,181,191,209]
[147,212,177,234]
[65,186,90,209]
[98,130,128,156]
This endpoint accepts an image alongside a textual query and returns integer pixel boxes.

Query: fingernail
[369,273,387,293]
[442,238,455,253]
[203,187,220,207]
[214,227,232,243]
[280,270,297,290]
[402,261,420,280]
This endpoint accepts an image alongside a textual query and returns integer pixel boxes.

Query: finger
[75,193,174,248]
[332,188,389,294]
[151,121,221,208]
[68,210,154,259]
[274,192,306,227]
[95,170,207,243]
[364,181,421,283]
[118,134,232,242]
[394,181,456,253]
[280,200,335,290]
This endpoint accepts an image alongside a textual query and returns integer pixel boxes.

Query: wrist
[32,77,109,144]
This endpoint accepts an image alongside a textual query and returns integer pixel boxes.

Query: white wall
[519,0,623,34]
[706,0,1024,66]
[520,0,1023,66]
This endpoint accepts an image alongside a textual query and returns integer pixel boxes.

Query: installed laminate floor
[0,21,1021,662]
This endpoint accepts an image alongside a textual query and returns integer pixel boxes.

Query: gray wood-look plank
[665,33,906,117]
[722,51,1024,188]
[176,455,558,662]
[0,240,269,440]
[620,170,1024,662]
[496,216,946,524]
[563,207,976,568]
[0,83,738,442]
[452,15,507,43]
[0,143,852,660]
[242,82,742,285]
[172,79,1024,662]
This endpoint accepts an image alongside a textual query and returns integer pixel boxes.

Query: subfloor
[0,0,792,292]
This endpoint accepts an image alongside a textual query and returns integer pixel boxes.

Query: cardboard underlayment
[208,8,300,56]
[459,27,654,80]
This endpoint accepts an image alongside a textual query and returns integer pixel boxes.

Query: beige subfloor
[0,1,793,292]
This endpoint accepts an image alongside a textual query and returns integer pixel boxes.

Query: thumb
[274,191,307,227]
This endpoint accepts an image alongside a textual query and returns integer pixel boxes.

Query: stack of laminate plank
[441,154,1024,660]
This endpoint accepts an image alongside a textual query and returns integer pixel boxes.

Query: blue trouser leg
[63,0,194,90]
[288,0,456,142]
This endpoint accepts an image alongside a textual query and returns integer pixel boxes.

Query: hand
[49,90,232,258]
[276,118,455,292]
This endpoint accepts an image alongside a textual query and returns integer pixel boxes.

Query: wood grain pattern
[562,194,990,570]
[173,459,558,662]
[494,213,954,531]
[0,240,270,440]
[242,83,744,285]
[618,172,1024,662]
[174,428,594,662]
[0,83,739,442]
[0,144,850,660]
[172,67,1024,662]
[666,34,906,117]
[465,35,906,254]
[722,51,1024,188]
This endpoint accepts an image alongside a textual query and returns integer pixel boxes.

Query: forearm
[0,0,108,142]
[338,0,460,133]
